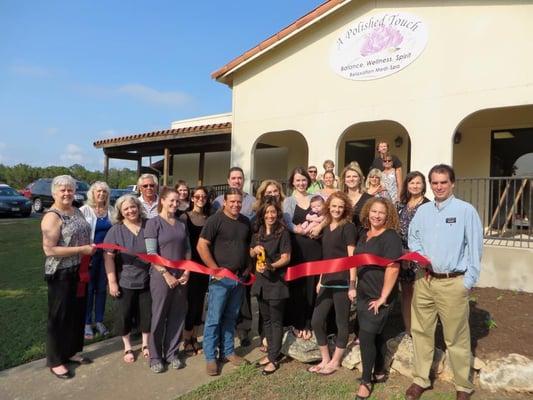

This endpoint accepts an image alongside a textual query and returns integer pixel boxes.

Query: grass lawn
[0,217,115,370]
[178,359,527,400]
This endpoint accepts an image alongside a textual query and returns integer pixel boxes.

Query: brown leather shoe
[405,383,428,400]
[225,354,250,366]
[206,360,219,376]
[456,391,472,400]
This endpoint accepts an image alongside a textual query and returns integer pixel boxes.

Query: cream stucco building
[95,0,533,290]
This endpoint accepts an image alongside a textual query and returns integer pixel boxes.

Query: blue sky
[0,0,323,170]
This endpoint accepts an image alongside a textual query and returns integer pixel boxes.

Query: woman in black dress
[309,191,357,375]
[283,167,322,340]
[251,197,291,375]
[179,186,210,355]
[396,172,429,335]
[355,197,402,400]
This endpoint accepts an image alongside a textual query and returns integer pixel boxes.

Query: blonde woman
[365,169,391,200]
[104,195,151,363]
[340,162,372,229]
[253,179,286,211]
[80,181,114,339]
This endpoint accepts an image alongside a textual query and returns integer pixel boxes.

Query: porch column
[198,152,205,186]
[103,154,109,182]
[137,158,142,177]
[163,148,170,186]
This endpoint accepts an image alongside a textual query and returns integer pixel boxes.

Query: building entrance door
[344,139,375,176]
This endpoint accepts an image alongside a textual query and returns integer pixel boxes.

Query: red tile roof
[211,0,349,82]
[93,122,232,148]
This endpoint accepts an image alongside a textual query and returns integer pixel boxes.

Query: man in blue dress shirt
[405,164,483,400]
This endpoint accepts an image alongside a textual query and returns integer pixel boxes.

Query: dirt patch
[468,287,533,360]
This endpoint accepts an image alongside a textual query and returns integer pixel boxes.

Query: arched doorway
[452,105,533,240]
[452,105,533,178]
[337,120,410,177]
[251,130,309,190]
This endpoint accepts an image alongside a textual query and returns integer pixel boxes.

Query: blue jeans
[85,250,108,324]
[203,277,244,362]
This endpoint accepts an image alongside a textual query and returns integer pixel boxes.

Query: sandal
[307,364,323,373]
[123,349,135,363]
[372,372,388,383]
[355,381,373,400]
[317,365,338,376]
[141,346,149,359]
[183,339,196,356]
[191,337,202,354]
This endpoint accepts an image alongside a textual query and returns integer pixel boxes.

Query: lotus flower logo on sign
[330,12,428,81]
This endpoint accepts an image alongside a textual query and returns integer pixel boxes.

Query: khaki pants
[411,275,474,393]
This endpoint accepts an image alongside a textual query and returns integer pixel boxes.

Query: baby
[300,195,325,235]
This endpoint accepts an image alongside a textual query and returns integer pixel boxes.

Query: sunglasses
[142,184,155,188]
[193,195,207,200]
[384,159,393,162]
[308,170,317,173]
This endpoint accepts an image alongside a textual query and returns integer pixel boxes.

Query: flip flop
[307,364,323,373]
[317,365,338,376]
[123,349,135,363]
[141,346,149,359]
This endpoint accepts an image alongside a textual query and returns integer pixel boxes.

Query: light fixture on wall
[453,131,462,144]
[394,136,403,148]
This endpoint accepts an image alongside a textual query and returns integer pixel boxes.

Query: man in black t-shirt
[197,188,251,376]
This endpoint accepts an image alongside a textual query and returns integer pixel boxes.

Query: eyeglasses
[308,170,317,174]
[193,195,207,200]
[142,184,155,188]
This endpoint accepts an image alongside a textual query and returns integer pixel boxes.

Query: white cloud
[117,83,191,107]
[9,63,51,78]
[60,144,84,164]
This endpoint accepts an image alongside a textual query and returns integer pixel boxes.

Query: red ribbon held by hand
[91,243,256,286]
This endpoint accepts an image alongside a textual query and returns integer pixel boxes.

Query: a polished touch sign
[330,12,428,81]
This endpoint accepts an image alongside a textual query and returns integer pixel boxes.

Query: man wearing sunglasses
[306,165,323,194]
[137,173,159,218]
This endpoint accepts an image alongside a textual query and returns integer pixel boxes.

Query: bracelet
[349,280,356,290]
[159,268,168,275]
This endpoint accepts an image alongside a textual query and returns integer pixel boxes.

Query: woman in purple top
[145,187,191,373]
[104,194,151,363]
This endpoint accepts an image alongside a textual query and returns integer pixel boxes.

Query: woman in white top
[80,181,114,340]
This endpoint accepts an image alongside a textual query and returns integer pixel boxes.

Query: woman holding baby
[283,167,323,340]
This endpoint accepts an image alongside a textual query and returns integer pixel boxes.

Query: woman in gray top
[145,187,191,373]
[41,175,95,379]
[104,194,152,363]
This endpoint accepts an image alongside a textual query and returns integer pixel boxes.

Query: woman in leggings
[309,191,357,375]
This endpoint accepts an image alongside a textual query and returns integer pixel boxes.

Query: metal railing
[455,176,532,248]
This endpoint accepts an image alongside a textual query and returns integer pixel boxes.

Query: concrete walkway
[0,337,262,400]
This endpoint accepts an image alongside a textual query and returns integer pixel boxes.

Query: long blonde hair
[339,162,366,193]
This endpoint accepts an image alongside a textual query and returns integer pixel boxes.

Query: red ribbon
[79,243,430,288]
[283,252,431,281]
[78,256,90,298]
[90,243,256,286]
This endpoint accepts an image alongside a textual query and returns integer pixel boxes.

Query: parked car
[125,184,138,193]
[30,178,89,212]
[109,188,136,206]
[19,182,36,199]
[0,184,33,217]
